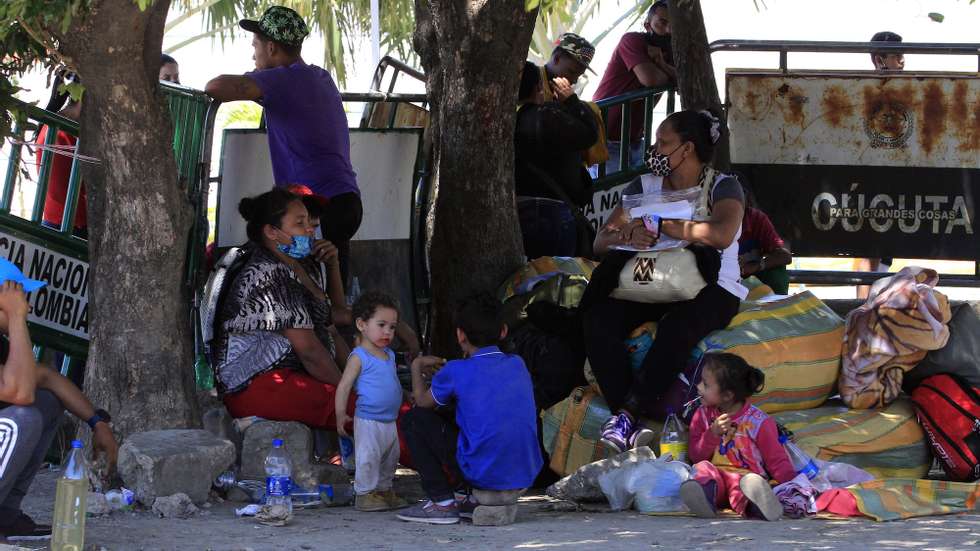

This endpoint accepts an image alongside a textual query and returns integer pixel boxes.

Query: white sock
[436,498,455,507]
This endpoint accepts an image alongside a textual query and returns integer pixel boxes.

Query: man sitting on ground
[0,265,118,542]
[592,0,677,172]
[398,294,542,525]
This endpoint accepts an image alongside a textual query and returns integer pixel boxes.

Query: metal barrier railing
[0,83,214,375]
[709,39,980,287]
[592,85,676,192]
[708,39,980,72]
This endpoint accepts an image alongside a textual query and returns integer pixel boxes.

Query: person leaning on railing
[35,70,88,238]
[205,6,361,287]
[591,0,677,173]
[581,109,746,452]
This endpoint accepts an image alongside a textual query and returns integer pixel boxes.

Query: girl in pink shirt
[680,353,795,521]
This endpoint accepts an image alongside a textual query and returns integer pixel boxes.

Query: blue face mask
[276,234,312,259]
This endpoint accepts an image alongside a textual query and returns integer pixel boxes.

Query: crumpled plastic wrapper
[254,504,293,526]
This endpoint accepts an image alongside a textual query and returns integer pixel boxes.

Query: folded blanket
[840,267,952,409]
[824,479,980,521]
[774,474,818,518]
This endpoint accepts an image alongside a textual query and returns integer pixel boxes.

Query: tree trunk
[58,0,200,440]
[413,0,538,355]
[668,0,730,170]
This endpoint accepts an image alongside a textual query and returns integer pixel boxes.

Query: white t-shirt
[628,173,748,300]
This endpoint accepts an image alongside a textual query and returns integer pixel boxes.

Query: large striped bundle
[840,478,980,521]
[497,257,597,304]
[773,397,932,479]
[694,291,844,414]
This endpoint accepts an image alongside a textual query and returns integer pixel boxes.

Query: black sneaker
[1,512,52,541]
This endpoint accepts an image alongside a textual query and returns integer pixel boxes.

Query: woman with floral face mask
[581,109,747,453]
[212,187,354,430]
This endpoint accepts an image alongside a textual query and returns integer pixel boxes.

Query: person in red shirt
[35,71,87,238]
[591,0,676,173]
[738,207,792,294]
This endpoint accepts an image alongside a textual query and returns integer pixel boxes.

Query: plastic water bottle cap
[272,439,283,448]
[778,434,788,444]
[71,440,83,449]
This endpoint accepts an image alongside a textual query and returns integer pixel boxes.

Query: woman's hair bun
[238,197,258,221]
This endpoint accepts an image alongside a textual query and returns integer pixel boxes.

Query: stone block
[151,493,200,518]
[118,429,235,506]
[203,407,241,460]
[472,504,519,526]
[472,488,524,506]
[547,446,656,502]
[240,421,349,490]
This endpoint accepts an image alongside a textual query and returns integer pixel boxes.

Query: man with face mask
[592,0,677,173]
[206,6,361,285]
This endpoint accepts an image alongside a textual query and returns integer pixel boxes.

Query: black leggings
[320,192,363,286]
[583,284,740,417]
[401,407,462,502]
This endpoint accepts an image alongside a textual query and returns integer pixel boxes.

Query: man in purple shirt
[206,6,361,283]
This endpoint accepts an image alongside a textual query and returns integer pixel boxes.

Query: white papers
[628,200,693,222]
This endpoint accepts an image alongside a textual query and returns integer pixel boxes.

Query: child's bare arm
[335,354,361,436]
[410,356,445,409]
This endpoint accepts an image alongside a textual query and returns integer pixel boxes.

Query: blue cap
[71,439,83,449]
[272,438,283,447]
[0,259,45,292]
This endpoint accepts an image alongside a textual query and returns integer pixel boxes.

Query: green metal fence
[0,83,213,375]
[591,85,676,192]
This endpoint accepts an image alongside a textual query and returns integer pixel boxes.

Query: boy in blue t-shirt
[397,294,543,525]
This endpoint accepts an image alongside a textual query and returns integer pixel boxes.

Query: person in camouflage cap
[206,5,362,283]
[239,5,310,50]
[545,32,596,85]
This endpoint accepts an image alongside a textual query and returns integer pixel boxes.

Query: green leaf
[928,12,945,23]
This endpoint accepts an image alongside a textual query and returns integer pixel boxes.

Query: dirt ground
[8,467,980,551]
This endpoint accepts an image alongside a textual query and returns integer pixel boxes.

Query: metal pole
[370,0,381,69]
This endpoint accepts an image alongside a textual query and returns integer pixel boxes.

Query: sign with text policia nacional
[727,71,979,260]
[0,231,89,340]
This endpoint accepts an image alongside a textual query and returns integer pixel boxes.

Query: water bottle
[339,435,356,474]
[659,409,688,463]
[780,434,819,479]
[51,440,88,551]
[105,488,135,511]
[264,439,293,515]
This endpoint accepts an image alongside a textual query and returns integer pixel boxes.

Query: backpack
[198,245,254,368]
[911,373,980,481]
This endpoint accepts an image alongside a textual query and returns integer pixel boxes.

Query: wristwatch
[86,409,112,429]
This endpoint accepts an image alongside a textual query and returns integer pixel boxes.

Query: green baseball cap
[240,6,310,47]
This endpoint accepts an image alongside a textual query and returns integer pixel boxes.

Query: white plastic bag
[629,460,692,513]
[597,461,648,510]
[597,456,693,512]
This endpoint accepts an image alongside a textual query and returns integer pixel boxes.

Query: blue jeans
[589,140,646,178]
[518,197,577,260]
